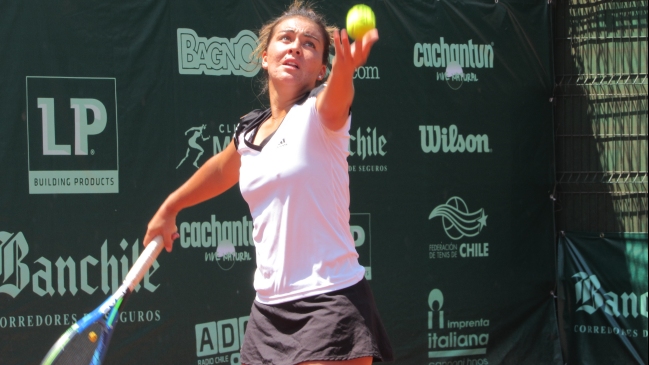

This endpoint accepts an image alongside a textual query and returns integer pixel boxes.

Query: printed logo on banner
[195,315,249,365]
[179,214,372,279]
[427,197,489,260]
[419,125,492,154]
[178,215,255,270]
[351,213,372,280]
[177,28,260,77]
[177,124,211,169]
[0,231,162,329]
[176,123,237,169]
[570,272,648,338]
[426,289,490,363]
[26,76,119,194]
[0,231,160,299]
[413,38,494,90]
[348,126,389,173]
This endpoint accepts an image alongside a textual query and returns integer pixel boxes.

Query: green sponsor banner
[0,1,559,364]
[558,232,648,365]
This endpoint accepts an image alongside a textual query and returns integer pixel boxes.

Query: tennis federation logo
[429,197,487,240]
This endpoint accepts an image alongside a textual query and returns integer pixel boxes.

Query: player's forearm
[317,69,354,129]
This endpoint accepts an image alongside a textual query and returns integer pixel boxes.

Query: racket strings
[50,322,106,365]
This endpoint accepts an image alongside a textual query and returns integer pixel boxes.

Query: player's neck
[267,81,311,114]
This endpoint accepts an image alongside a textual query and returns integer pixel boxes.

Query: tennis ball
[88,331,98,343]
[346,4,376,40]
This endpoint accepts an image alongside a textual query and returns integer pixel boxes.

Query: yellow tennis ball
[88,331,98,343]
[346,4,376,40]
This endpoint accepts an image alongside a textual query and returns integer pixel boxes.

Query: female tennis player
[144,2,393,364]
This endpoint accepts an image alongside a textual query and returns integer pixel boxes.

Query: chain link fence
[553,0,648,233]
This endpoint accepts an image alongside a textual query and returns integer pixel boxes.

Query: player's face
[263,17,327,90]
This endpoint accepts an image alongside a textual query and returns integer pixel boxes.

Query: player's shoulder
[239,108,270,125]
[309,84,326,98]
[234,108,271,148]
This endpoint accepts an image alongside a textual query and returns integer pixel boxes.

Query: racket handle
[123,235,164,291]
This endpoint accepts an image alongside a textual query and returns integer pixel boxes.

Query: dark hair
[252,1,337,95]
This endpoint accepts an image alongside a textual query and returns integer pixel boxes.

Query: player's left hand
[331,28,379,79]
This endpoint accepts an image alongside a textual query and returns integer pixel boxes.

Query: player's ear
[318,65,326,80]
[262,51,269,70]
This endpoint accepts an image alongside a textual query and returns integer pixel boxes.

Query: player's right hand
[144,205,179,252]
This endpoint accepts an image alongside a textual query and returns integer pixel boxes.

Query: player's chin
[274,73,312,86]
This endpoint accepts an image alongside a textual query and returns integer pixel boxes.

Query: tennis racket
[40,235,166,365]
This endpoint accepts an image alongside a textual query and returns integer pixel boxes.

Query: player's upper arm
[213,139,241,189]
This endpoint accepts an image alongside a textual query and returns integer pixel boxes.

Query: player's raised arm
[144,140,241,251]
[316,28,378,131]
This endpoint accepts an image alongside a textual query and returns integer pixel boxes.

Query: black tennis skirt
[240,278,394,365]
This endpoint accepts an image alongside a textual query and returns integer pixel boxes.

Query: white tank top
[235,86,365,304]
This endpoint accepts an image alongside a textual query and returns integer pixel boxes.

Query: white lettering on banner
[0,310,162,329]
[177,28,260,77]
[0,313,78,328]
[349,127,387,160]
[118,310,162,323]
[195,316,249,365]
[572,325,642,337]
[348,127,388,173]
[573,272,648,318]
[413,38,494,69]
[427,289,490,359]
[0,231,160,298]
[0,232,30,297]
[419,125,491,154]
[179,216,254,249]
[353,66,380,80]
[38,98,108,156]
[459,243,489,258]
[436,71,479,82]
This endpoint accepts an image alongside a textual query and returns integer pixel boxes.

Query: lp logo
[38,98,107,155]
[26,76,118,194]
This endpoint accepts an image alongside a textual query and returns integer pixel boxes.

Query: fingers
[341,29,352,61]
[144,223,178,253]
[332,29,345,64]
[362,28,379,48]
[332,29,356,78]
[354,29,379,68]
[166,232,180,253]
[143,231,154,248]
[336,28,379,70]
[160,227,177,252]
